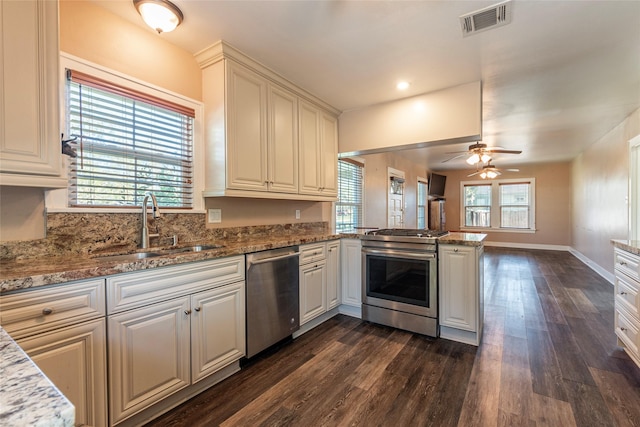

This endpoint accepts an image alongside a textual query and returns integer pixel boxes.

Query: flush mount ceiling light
[396,81,410,91]
[133,0,183,34]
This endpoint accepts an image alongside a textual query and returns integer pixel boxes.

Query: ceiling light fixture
[396,81,410,91]
[133,0,183,34]
[466,153,480,165]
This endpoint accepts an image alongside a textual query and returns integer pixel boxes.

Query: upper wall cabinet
[0,0,66,188]
[196,41,340,202]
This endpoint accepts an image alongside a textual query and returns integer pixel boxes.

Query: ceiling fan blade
[444,150,471,155]
[484,149,522,154]
[505,168,520,172]
[467,171,482,177]
[442,153,467,163]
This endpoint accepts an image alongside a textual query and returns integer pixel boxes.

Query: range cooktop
[365,228,449,238]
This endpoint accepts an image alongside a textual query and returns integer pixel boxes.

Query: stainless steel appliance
[361,229,448,337]
[246,247,300,358]
[429,199,446,231]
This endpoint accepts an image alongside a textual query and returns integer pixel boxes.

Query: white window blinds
[336,159,364,233]
[66,70,194,208]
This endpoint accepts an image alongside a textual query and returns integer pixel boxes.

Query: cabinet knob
[184,310,192,315]
[620,261,627,266]
[620,291,627,296]
[454,248,459,252]
[42,307,53,315]
[620,327,627,332]
[194,307,201,312]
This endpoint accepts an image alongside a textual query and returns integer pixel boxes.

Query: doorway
[630,134,640,240]
[387,167,405,228]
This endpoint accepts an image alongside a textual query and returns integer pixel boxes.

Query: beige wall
[0,187,46,241]
[359,152,429,229]
[572,108,640,275]
[59,0,202,101]
[436,162,572,247]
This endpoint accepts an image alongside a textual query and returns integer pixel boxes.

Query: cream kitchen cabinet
[197,40,338,202]
[299,241,341,325]
[438,244,484,346]
[340,238,362,314]
[299,100,338,198]
[0,278,108,427]
[614,247,640,368]
[222,61,298,194]
[0,0,66,187]
[107,257,245,425]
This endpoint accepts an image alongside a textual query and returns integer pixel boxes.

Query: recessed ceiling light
[396,81,410,91]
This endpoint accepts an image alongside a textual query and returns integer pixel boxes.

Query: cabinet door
[320,113,338,196]
[300,260,327,324]
[268,84,298,194]
[439,245,477,331]
[298,100,321,195]
[226,61,268,191]
[0,0,62,180]
[108,297,191,424]
[326,241,341,310]
[191,281,245,383]
[340,239,362,307]
[18,319,108,427]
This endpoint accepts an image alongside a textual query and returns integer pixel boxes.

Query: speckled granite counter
[0,327,75,426]
[0,233,342,294]
[611,239,640,256]
[439,232,487,246]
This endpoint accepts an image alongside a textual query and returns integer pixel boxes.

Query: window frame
[46,52,205,213]
[460,178,536,233]
[335,157,365,234]
[417,177,428,229]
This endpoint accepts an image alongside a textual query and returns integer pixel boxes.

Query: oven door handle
[362,247,436,261]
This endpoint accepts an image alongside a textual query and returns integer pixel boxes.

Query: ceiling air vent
[460,0,512,37]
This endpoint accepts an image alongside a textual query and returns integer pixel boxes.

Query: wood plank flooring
[145,247,640,426]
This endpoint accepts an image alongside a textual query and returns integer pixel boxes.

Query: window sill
[460,227,537,234]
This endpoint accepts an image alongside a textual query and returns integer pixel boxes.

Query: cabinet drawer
[300,243,326,265]
[107,256,244,314]
[0,279,106,339]
[616,307,639,357]
[616,273,640,320]
[615,248,640,281]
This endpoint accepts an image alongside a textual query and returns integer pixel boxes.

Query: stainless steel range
[361,228,448,337]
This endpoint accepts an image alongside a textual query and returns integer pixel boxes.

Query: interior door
[387,168,405,228]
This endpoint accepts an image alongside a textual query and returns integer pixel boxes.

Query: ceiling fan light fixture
[481,153,492,163]
[466,153,480,165]
[486,170,498,179]
[134,0,183,34]
[480,172,487,179]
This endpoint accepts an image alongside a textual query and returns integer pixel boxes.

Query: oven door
[362,247,437,318]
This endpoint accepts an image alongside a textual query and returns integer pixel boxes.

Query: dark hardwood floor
[145,247,640,427]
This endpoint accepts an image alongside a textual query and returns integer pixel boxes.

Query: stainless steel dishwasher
[246,246,300,358]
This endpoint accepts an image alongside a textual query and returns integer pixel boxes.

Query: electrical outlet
[208,208,222,223]
[295,209,301,219]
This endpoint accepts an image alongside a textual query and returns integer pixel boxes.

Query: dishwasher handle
[247,251,300,266]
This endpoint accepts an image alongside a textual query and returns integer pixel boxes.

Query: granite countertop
[439,232,487,246]
[0,233,343,294]
[0,327,75,426]
[611,239,640,256]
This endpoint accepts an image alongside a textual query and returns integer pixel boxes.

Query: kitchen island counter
[611,239,640,256]
[0,326,75,426]
[439,232,487,246]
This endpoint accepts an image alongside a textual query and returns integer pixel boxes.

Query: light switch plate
[295,209,301,219]
[208,208,222,223]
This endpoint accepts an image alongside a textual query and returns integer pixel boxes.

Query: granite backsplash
[0,213,329,262]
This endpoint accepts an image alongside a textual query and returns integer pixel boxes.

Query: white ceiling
[94,0,640,170]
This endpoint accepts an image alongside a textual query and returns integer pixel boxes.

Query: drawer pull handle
[42,308,53,316]
[184,310,192,315]
[194,307,201,312]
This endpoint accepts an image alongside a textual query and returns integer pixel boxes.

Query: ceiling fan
[442,142,522,165]
[467,160,520,179]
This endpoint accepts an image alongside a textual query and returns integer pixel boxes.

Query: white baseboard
[483,241,571,251]
[292,308,340,338]
[568,248,615,285]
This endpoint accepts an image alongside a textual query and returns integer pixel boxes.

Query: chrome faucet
[141,192,161,249]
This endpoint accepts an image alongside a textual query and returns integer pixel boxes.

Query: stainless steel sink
[168,244,225,253]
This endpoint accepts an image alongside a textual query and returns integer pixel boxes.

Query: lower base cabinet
[340,238,362,309]
[17,318,108,427]
[438,244,484,346]
[299,241,340,325]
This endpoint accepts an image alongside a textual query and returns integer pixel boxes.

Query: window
[66,69,194,208]
[336,159,364,233]
[417,178,428,229]
[461,179,535,231]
